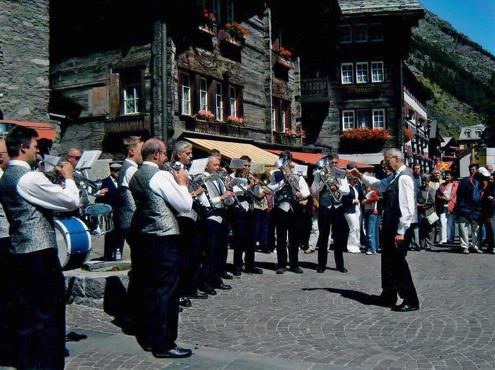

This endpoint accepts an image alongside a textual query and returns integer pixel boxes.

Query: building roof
[267,150,373,169]
[337,0,423,15]
[458,124,485,141]
[0,120,57,140]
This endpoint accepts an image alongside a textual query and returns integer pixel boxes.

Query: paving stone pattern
[66,248,495,369]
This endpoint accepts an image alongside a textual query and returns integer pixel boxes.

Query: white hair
[384,148,403,161]
[175,141,192,153]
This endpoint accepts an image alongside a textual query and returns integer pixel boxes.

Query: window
[476,129,482,137]
[354,24,367,43]
[369,24,384,42]
[180,73,191,115]
[356,62,368,84]
[121,69,142,115]
[341,63,354,84]
[465,129,471,138]
[372,109,385,128]
[371,61,384,83]
[342,110,355,130]
[271,108,276,132]
[229,86,237,117]
[281,101,286,129]
[356,110,371,128]
[338,25,352,44]
[215,83,223,121]
[199,78,208,111]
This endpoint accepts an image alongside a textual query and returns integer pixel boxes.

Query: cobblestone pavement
[66,247,495,370]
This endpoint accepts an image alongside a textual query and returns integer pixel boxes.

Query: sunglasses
[70,156,82,160]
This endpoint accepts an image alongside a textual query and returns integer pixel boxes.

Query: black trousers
[204,219,228,288]
[381,228,419,306]
[133,234,181,352]
[8,248,66,370]
[178,217,203,294]
[317,206,348,270]
[275,207,300,269]
[299,201,313,249]
[0,237,13,367]
[233,209,255,270]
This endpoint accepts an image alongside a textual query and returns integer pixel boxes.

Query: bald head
[67,148,81,167]
[141,139,167,165]
[0,139,10,171]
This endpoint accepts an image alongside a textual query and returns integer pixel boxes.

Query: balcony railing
[185,119,249,138]
[105,114,151,133]
[273,131,303,147]
[301,78,329,97]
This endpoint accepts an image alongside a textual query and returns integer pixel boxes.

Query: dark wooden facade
[271,0,424,153]
[50,0,301,155]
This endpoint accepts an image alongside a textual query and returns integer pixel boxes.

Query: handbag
[426,212,439,225]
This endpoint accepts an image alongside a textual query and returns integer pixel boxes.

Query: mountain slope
[407,10,495,140]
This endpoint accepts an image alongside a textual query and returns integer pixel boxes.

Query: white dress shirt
[268,171,310,212]
[310,170,350,199]
[121,158,139,188]
[361,164,416,235]
[11,160,80,211]
[143,161,192,215]
[196,172,227,224]
[174,161,198,221]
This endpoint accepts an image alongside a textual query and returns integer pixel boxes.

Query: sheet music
[229,158,245,169]
[250,162,265,174]
[293,164,308,177]
[75,150,102,170]
[189,158,209,176]
[331,166,347,180]
[43,155,61,172]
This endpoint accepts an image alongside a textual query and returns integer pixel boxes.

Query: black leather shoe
[276,268,286,274]
[316,267,325,273]
[290,267,303,274]
[221,272,233,280]
[186,290,208,299]
[391,303,419,312]
[245,267,263,274]
[217,283,232,290]
[179,297,192,307]
[199,286,217,296]
[338,267,348,273]
[233,268,242,276]
[153,346,193,358]
[368,294,397,307]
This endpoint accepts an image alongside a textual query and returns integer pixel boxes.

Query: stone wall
[0,0,50,120]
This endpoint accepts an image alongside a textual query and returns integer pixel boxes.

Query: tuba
[276,157,301,197]
[316,157,343,202]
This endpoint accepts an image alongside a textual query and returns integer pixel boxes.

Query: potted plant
[221,22,249,46]
[226,115,245,126]
[273,47,293,60]
[195,110,214,121]
[199,9,217,35]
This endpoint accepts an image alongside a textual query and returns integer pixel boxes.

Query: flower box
[340,128,390,153]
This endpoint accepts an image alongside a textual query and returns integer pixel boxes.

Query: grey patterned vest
[129,164,180,236]
[319,185,342,209]
[0,205,9,239]
[117,160,137,230]
[0,165,56,254]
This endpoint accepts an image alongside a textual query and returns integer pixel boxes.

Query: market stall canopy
[0,120,57,140]
[268,150,373,170]
[185,137,280,168]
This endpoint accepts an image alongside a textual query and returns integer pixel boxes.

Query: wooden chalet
[50,0,302,155]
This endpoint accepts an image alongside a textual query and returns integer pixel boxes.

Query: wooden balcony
[105,114,151,134]
[198,23,217,36]
[185,119,250,138]
[218,29,245,48]
[273,131,303,147]
[300,78,329,103]
[272,53,293,69]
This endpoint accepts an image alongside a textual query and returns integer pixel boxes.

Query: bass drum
[55,217,92,270]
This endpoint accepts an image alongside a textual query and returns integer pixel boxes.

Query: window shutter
[109,71,120,118]
[139,69,146,112]
[238,86,244,118]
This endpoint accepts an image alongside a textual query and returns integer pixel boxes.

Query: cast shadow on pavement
[302,287,386,306]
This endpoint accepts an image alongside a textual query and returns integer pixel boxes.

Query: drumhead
[85,204,112,216]
[55,221,69,268]
[54,217,92,270]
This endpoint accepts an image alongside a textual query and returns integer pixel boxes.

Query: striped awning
[185,137,280,168]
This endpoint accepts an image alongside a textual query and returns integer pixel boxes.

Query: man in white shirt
[129,139,193,358]
[349,148,419,312]
[196,156,234,293]
[269,151,310,274]
[0,126,80,369]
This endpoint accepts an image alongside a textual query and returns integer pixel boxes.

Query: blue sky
[420,0,495,55]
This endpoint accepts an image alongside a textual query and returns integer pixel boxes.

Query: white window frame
[353,24,367,43]
[229,86,237,117]
[123,84,140,115]
[342,110,355,130]
[371,61,384,83]
[271,108,276,132]
[369,23,384,42]
[281,101,286,129]
[199,78,208,112]
[180,74,191,116]
[372,109,385,129]
[356,62,368,84]
[341,63,354,85]
[215,82,223,121]
[338,25,352,44]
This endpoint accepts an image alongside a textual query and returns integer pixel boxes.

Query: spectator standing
[417,175,437,251]
[362,185,380,254]
[342,174,363,254]
[429,169,443,244]
[481,170,494,254]
[409,164,423,251]
[436,171,458,245]
[455,165,488,254]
